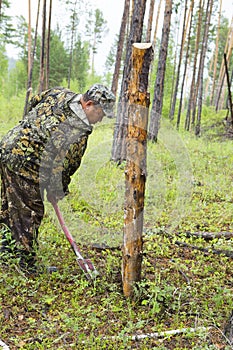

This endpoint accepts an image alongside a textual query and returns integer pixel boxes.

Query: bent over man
[0,84,115,273]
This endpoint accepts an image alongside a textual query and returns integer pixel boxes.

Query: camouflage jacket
[0,87,93,200]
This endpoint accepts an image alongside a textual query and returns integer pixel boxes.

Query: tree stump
[122,43,153,298]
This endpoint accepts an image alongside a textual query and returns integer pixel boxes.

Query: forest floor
[1,110,233,349]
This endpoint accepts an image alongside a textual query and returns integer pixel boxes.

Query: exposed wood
[122,43,153,298]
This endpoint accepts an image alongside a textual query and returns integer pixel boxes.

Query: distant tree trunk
[169,0,188,120]
[122,43,152,298]
[27,0,32,79]
[45,0,52,89]
[177,0,194,130]
[152,0,162,49]
[210,0,222,105]
[224,53,233,127]
[39,0,47,93]
[185,0,203,130]
[215,19,233,111]
[0,0,2,19]
[195,0,213,136]
[148,0,172,142]
[111,0,130,96]
[146,0,155,42]
[23,0,40,117]
[68,0,78,89]
[111,0,147,163]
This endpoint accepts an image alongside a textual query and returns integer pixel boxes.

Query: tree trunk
[169,0,188,120]
[195,0,213,136]
[215,19,233,111]
[111,0,147,163]
[23,0,40,117]
[39,0,47,93]
[27,0,32,79]
[176,0,194,130]
[111,0,130,96]
[146,0,155,42]
[152,0,162,49]
[122,43,153,298]
[210,0,222,105]
[68,0,78,89]
[148,0,172,142]
[45,0,52,90]
[185,0,203,130]
[224,53,233,127]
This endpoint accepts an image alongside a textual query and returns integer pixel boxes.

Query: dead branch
[177,231,233,241]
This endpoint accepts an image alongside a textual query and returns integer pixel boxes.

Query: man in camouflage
[0,84,115,273]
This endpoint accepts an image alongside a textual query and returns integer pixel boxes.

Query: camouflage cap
[87,84,116,118]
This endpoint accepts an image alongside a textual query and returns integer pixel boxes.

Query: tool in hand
[51,199,99,281]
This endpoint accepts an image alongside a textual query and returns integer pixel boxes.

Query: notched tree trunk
[122,43,153,298]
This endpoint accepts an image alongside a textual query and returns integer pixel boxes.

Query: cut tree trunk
[122,43,153,298]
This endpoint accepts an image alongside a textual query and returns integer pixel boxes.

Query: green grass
[1,104,233,349]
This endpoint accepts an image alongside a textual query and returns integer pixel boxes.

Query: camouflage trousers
[0,166,44,253]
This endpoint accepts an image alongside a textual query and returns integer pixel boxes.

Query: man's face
[85,102,105,124]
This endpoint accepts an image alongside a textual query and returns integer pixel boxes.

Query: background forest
[1,0,233,349]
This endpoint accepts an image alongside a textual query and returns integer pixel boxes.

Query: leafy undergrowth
[1,114,233,349]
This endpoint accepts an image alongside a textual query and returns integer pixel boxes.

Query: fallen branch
[177,231,233,241]
[146,230,233,259]
[102,326,211,341]
[173,239,233,259]
[0,339,10,350]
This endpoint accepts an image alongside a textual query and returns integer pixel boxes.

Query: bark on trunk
[111,0,130,96]
[111,0,147,163]
[39,0,46,93]
[148,0,172,142]
[122,43,153,298]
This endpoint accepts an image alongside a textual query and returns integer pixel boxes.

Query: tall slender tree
[111,0,130,96]
[45,0,52,89]
[148,0,172,142]
[177,0,194,130]
[195,0,214,136]
[23,0,40,117]
[210,0,222,105]
[39,0,46,93]
[146,0,155,42]
[185,0,203,130]
[169,0,188,120]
